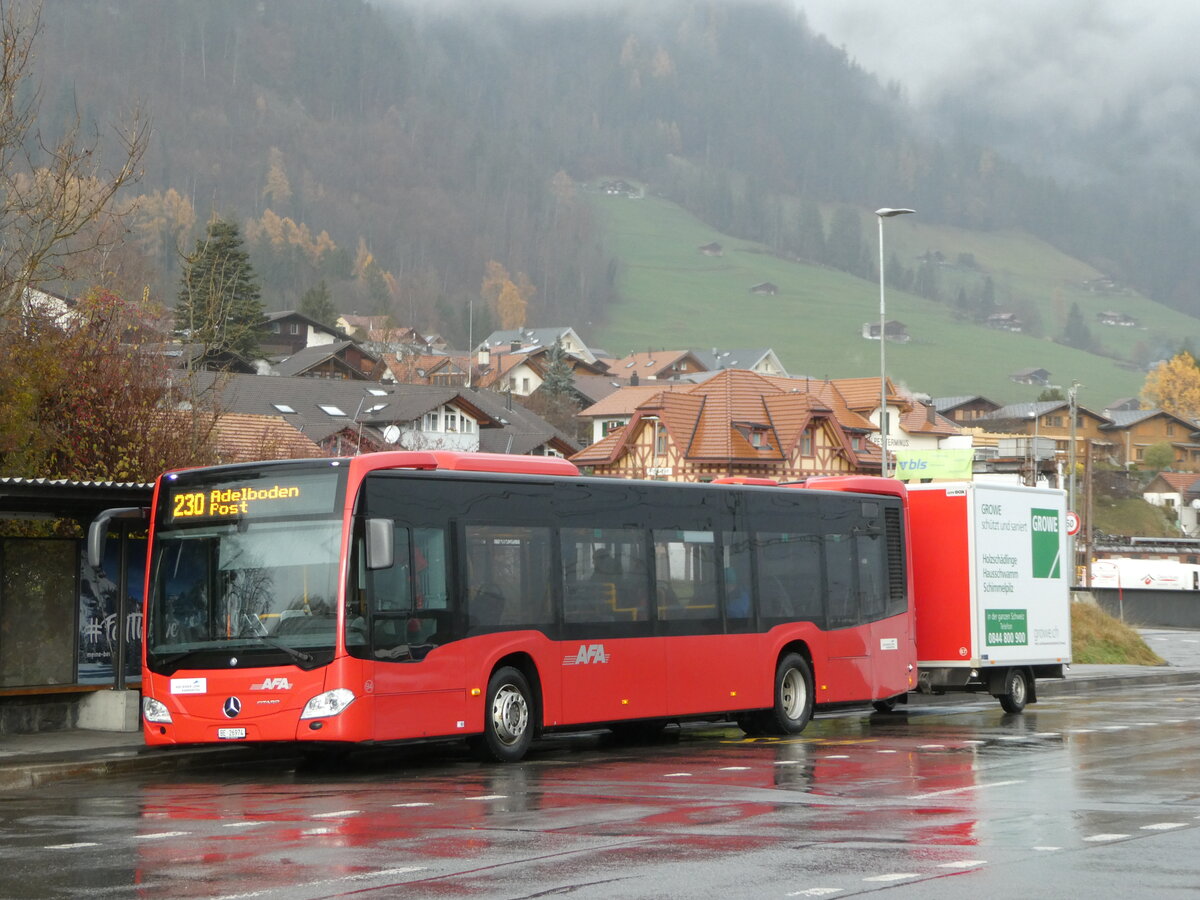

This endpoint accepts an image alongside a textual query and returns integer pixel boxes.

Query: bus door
[656,529,755,717]
[820,506,873,701]
[354,522,468,742]
[558,528,667,725]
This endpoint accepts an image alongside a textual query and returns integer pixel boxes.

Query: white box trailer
[903,482,1072,712]
[1091,557,1200,590]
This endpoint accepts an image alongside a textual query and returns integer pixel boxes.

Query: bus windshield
[147,518,343,673]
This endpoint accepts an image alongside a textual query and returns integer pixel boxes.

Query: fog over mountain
[402,0,1200,186]
[801,1,1200,184]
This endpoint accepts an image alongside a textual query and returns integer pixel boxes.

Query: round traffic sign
[1065,510,1081,536]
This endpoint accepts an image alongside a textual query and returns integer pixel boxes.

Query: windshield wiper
[239,613,316,666]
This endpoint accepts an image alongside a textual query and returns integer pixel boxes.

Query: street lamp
[876,207,915,477]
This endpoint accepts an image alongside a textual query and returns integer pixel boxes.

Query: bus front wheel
[762,653,814,735]
[470,666,534,763]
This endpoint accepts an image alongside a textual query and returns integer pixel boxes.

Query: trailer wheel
[761,653,814,735]
[469,666,534,762]
[998,668,1030,714]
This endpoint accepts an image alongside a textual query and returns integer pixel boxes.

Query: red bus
[89,451,916,762]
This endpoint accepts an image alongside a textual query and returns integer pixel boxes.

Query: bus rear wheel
[470,666,534,763]
[761,653,814,735]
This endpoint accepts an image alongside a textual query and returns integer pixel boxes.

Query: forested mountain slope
[32,0,1200,368]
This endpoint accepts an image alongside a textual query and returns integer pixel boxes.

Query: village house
[1100,408,1200,470]
[612,350,707,381]
[692,347,789,377]
[571,369,882,482]
[260,310,350,357]
[1143,472,1200,535]
[1010,367,1051,386]
[933,395,1003,425]
[861,320,910,342]
[193,372,577,458]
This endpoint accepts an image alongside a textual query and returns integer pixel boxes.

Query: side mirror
[365,518,394,570]
[87,507,149,569]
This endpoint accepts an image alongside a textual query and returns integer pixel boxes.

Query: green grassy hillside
[591,192,1200,406]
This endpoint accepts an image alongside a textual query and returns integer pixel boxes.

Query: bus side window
[653,529,718,625]
[465,525,553,632]
[824,533,858,628]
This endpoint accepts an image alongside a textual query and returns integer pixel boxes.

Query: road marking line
[466,794,509,800]
[823,755,850,759]
[393,802,433,807]
[938,860,987,869]
[223,821,262,829]
[663,773,692,778]
[44,842,100,850]
[864,873,919,882]
[962,740,986,745]
[918,744,946,750]
[719,766,750,771]
[908,779,1023,800]
[1034,732,1061,738]
[136,831,190,840]
[1033,846,1061,851]
[774,760,800,766]
[312,810,360,818]
[877,749,898,754]
[1142,822,1187,830]
[1084,833,1129,842]
[787,889,843,897]
[301,827,333,835]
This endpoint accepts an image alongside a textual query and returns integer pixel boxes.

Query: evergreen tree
[826,206,866,276]
[795,199,826,262]
[540,340,576,397]
[299,280,337,328]
[1060,302,1094,351]
[176,219,266,363]
[977,275,997,321]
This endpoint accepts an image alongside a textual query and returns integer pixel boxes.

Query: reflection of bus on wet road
[90,451,915,761]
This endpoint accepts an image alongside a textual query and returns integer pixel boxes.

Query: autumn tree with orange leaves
[0,290,220,484]
[481,260,535,330]
[1141,353,1200,421]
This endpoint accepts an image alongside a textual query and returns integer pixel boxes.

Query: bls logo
[250,677,293,691]
[563,643,610,666]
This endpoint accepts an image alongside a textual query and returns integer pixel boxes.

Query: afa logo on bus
[563,644,610,666]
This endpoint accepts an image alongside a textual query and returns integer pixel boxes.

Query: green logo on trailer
[1030,508,1061,579]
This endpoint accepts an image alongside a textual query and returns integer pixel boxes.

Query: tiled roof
[827,376,905,413]
[611,350,699,377]
[573,369,878,467]
[214,414,325,462]
[578,383,691,417]
[1148,472,1200,495]
[900,403,962,436]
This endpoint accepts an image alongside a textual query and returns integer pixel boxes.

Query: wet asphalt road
[3,681,1200,899]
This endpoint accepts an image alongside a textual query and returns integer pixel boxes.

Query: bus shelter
[0,477,152,731]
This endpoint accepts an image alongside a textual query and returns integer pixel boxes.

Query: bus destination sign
[171,484,302,520]
[163,469,343,524]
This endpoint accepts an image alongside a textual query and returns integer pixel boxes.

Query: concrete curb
[1038,669,1200,697]
[0,744,297,792]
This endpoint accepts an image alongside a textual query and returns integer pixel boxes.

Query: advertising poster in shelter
[78,537,146,684]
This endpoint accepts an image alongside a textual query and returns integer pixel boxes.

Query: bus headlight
[300,688,356,719]
[142,697,173,724]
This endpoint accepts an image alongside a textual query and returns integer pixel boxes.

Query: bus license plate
[217,728,246,740]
